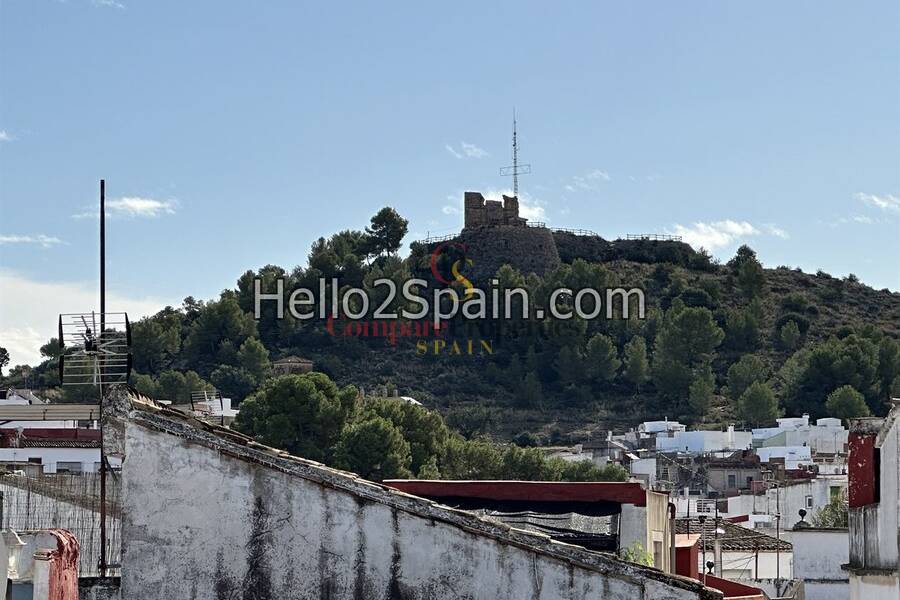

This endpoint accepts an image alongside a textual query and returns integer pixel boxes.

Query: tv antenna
[56,179,130,577]
[499,109,531,198]
[58,311,132,386]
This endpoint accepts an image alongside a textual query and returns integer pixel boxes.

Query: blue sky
[1,0,899,366]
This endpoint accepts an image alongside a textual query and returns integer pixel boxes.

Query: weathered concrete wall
[109,393,719,600]
[849,573,900,600]
[77,578,120,600]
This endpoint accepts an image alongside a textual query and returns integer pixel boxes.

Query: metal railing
[624,233,683,242]
[420,233,458,244]
[552,228,599,237]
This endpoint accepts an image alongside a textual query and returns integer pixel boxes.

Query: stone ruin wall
[464,192,528,229]
[430,191,700,282]
[458,226,561,282]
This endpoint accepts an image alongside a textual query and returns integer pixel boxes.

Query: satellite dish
[58,311,132,387]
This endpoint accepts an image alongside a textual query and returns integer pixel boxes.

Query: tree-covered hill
[3,207,899,446]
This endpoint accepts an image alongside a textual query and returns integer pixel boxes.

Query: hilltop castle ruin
[463,192,528,229]
[420,190,695,282]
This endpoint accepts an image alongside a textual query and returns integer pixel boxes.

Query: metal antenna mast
[512,111,519,197]
[58,180,134,578]
[500,109,531,197]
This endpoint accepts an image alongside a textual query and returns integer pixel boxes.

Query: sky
[1,1,899,367]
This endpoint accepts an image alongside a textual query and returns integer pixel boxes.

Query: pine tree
[737,381,779,426]
[688,366,715,419]
[519,373,543,409]
[555,345,584,386]
[780,320,802,350]
[825,385,870,422]
[586,334,620,382]
[623,336,649,390]
[726,354,768,400]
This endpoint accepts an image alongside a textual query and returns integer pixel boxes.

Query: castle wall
[458,226,560,281]
[464,192,527,229]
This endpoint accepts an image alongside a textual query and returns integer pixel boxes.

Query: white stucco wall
[113,409,718,600]
[656,430,752,454]
[722,476,847,528]
[700,550,791,580]
[849,573,900,600]
[630,458,657,487]
[792,528,848,600]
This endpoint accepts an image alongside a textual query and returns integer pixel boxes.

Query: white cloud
[445,142,488,159]
[92,0,125,8]
[763,224,790,239]
[0,234,65,248]
[567,169,611,192]
[518,199,546,222]
[442,205,460,215]
[670,220,760,251]
[108,197,177,217]
[0,130,13,142]
[460,142,488,159]
[855,192,900,214]
[445,145,462,159]
[480,188,546,222]
[830,214,878,227]
[0,270,172,367]
[73,196,178,219]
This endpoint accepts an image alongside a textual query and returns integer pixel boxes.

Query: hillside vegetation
[3,207,899,448]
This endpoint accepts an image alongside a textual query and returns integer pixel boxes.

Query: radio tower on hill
[500,109,531,198]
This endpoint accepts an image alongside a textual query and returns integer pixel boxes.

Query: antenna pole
[100,179,106,326]
[512,110,518,198]
[99,179,108,578]
[499,111,530,201]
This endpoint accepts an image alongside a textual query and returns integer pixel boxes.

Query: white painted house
[656,425,752,454]
[753,415,848,455]
[723,475,848,529]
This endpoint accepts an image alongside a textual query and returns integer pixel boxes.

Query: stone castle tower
[463,192,529,229]
[454,191,560,280]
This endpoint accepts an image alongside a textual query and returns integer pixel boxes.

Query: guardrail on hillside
[624,233,683,242]
[552,228,599,236]
[420,233,458,244]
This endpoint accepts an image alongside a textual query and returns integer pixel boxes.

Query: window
[830,486,842,500]
[805,495,813,508]
[56,462,83,473]
[727,474,737,489]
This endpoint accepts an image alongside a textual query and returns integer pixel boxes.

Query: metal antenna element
[56,180,133,577]
[190,389,223,414]
[58,311,132,386]
[499,109,531,198]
